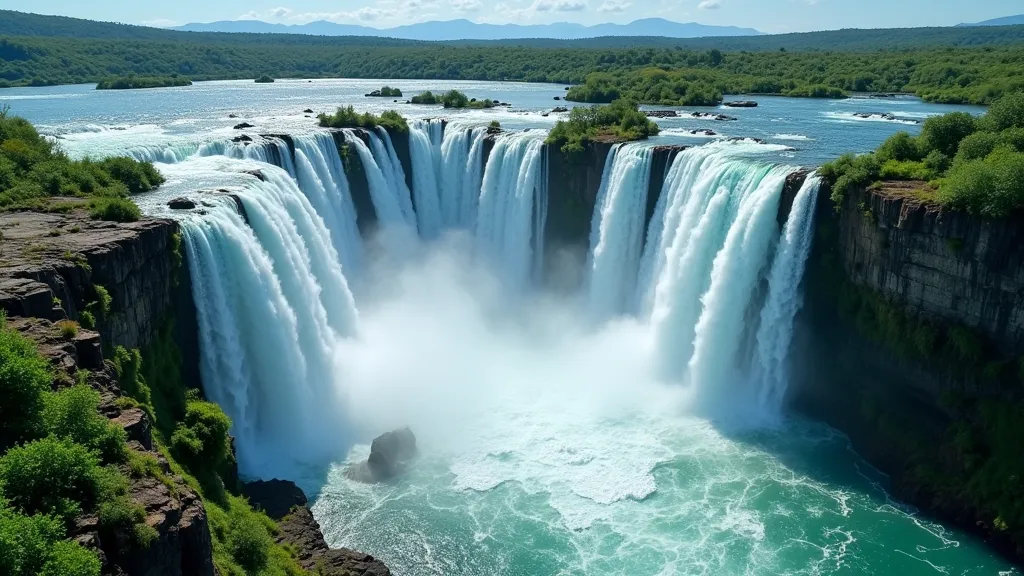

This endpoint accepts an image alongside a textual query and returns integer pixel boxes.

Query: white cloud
[141,18,177,27]
[269,7,292,18]
[698,0,721,8]
[534,0,588,11]
[598,0,631,12]
[237,11,261,20]
[451,0,482,11]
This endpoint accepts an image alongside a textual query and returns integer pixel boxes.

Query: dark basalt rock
[726,136,766,144]
[233,122,254,130]
[231,134,253,143]
[853,112,919,123]
[349,427,417,483]
[552,106,569,113]
[244,479,391,576]
[645,110,678,118]
[691,129,717,136]
[242,480,307,520]
[243,169,266,182]
[168,197,196,210]
[228,113,239,118]
[554,96,561,101]
[691,111,738,121]
[723,100,758,108]
[303,108,314,113]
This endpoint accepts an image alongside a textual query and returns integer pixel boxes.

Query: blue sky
[4,0,1020,33]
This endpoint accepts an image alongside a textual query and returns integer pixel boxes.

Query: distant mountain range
[958,14,1024,27]
[171,18,762,41]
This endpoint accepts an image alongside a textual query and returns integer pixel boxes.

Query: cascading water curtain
[476,131,547,292]
[586,143,654,320]
[183,166,359,479]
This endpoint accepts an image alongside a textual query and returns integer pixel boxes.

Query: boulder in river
[233,122,254,130]
[303,108,314,113]
[348,427,418,483]
[168,197,196,210]
[723,101,758,108]
[645,110,679,118]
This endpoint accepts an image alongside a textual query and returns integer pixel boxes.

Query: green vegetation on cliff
[95,75,192,90]
[117,312,303,576]
[546,99,659,154]
[0,315,146,576]
[317,105,409,133]
[821,93,1024,217]
[0,110,162,217]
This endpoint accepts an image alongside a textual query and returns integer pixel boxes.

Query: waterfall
[439,126,488,230]
[753,175,822,413]
[408,120,445,239]
[345,131,417,230]
[586,144,654,320]
[182,165,360,477]
[685,164,793,412]
[476,131,547,292]
[372,127,417,226]
[292,133,364,274]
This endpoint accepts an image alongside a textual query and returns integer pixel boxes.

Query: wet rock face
[723,100,758,107]
[242,479,308,520]
[244,479,392,576]
[168,197,196,210]
[367,427,417,480]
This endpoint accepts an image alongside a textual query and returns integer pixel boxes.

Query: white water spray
[476,131,546,292]
[586,143,654,320]
[753,175,822,413]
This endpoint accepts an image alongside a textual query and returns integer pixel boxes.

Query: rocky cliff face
[9,316,215,576]
[0,210,200,387]
[791,183,1024,561]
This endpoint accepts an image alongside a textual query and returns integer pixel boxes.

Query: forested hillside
[0,10,1022,104]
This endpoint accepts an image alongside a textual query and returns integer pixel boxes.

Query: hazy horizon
[1,0,1019,35]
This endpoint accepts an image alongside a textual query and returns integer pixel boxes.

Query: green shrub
[876,132,922,163]
[818,153,880,208]
[939,147,1024,217]
[98,495,158,550]
[228,504,272,574]
[982,92,1024,132]
[440,90,470,109]
[785,84,848,99]
[79,310,96,330]
[55,320,78,339]
[0,316,51,450]
[38,540,101,576]
[88,197,141,223]
[92,285,112,318]
[920,111,977,157]
[879,159,934,181]
[410,91,438,104]
[0,437,101,525]
[170,397,232,470]
[42,385,127,464]
[0,499,65,576]
[956,131,999,163]
[317,106,409,133]
[113,346,153,417]
[547,99,659,154]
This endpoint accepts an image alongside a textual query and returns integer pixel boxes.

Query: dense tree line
[96,75,192,89]
[1,32,1021,104]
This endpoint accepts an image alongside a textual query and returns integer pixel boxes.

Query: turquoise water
[312,408,1014,576]
[2,79,1014,576]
